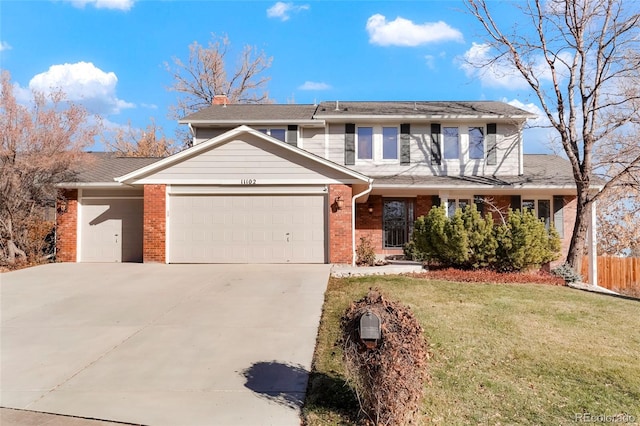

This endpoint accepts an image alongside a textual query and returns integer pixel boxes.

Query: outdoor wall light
[368,204,374,214]
[335,195,345,210]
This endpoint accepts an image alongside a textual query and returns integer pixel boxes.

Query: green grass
[303,276,640,425]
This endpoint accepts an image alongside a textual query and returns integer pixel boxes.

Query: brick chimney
[213,94,229,105]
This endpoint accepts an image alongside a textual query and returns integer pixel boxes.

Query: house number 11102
[241,179,257,185]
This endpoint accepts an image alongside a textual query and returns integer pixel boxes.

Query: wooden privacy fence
[581,256,640,293]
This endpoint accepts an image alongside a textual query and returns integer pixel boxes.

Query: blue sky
[0,0,551,152]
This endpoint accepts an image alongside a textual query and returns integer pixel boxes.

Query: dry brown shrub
[340,288,428,425]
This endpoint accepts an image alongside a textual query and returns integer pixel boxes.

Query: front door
[383,199,414,249]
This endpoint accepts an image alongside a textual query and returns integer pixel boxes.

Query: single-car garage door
[168,194,326,263]
[80,198,144,262]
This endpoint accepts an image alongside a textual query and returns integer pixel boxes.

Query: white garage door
[80,198,143,262]
[169,195,326,263]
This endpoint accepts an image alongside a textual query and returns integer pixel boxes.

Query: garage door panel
[169,194,326,263]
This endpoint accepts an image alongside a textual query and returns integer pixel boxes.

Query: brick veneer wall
[328,184,353,264]
[56,189,78,262]
[143,184,166,263]
[355,195,383,253]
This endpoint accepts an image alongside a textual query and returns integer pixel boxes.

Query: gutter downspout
[351,179,374,266]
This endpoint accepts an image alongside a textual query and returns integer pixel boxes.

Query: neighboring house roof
[179,104,320,125]
[58,152,163,187]
[370,154,586,192]
[179,100,536,125]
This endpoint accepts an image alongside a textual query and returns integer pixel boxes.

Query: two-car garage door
[168,194,326,263]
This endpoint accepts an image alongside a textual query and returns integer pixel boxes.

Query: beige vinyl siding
[301,127,325,157]
[486,122,520,175]
[409,124,431,165]
[327,123,345,164]
[141,134,351,183]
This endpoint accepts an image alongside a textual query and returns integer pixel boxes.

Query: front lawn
[303,275,640,425]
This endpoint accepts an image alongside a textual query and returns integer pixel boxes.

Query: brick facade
[55,189,78,262]
[143,184,166,263]
[328,184,353,264]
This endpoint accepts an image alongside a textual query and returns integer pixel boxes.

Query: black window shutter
[486,123,497,165]
[345,123,356,165]
[431,123,442,165]
[287,125,298,147]
[474,195,485,215]
[400,123,411,164]
[432,195,441,208]
[511,195,522,212]
[553,195,564,238]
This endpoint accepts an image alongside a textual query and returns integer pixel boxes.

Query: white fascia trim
[133,178,367,185]
[179,119,322,126]
[319,114,536,121]
[372,183,578,192]
[116,125,370,185]
[56,182,130,188]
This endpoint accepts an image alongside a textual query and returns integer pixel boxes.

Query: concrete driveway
[0,263,330,426]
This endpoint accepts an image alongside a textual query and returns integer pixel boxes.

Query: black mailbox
[359,311,381,348]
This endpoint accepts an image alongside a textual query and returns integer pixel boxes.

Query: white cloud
[459,42,529,89]
[460,42,572,90]
[64,0,135,11]
[267,2,309,21]
[0,41,11,51]
[298,81,331,91]
[28,61,134,115]
[366,14,463,47]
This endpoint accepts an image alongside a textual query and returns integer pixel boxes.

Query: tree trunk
[566,187,590,273]
[6,239,27,265]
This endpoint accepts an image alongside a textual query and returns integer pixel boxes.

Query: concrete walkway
[1,263,330,426]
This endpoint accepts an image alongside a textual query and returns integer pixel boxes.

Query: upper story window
[357,127,373,160]
[382,127,398,160]
[443,127,459,160]
[258,128,286,142]
[469,127,484,159]
[357,126,399,162]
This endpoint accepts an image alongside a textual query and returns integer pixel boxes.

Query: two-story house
[56,99,591,272]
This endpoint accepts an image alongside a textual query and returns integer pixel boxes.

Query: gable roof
[115,125,371,185]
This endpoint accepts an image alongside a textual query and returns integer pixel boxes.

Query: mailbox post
[359,310,381,349]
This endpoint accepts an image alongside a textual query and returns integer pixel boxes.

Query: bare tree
[165,33,272,120]
[104,118,180,157]
[465,0,640,270]
[0,70,100,266]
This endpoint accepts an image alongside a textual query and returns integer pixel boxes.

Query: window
[443,127,459,159]
[469,127,484,159]
[447,199,470,217]
[357,127,373,160]
[258,128,286,142]
[383,199,414,248]
[522,199,551,228]
[382,127,398,160]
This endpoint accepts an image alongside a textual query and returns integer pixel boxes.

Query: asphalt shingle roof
[70,152,163,183]
[314,101,535,118]
[180,104,319,123]
[179,100,535,123]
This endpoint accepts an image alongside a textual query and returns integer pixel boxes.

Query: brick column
[56,189,78,262]
[355,195,383,253]
[416,195,433,218]
[143,184,166,263]
[328,184,353,264]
